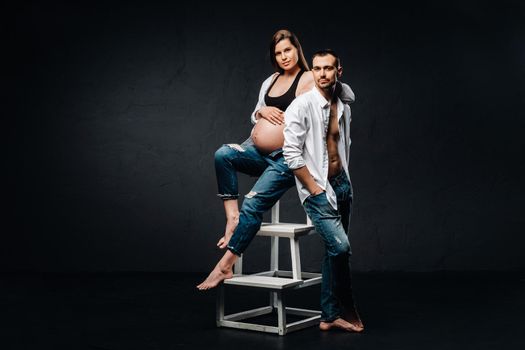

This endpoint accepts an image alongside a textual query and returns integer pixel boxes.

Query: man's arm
[292,166,324,195]
[283,99,324,196]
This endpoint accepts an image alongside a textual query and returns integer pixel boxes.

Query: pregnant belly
[251,118,285,154]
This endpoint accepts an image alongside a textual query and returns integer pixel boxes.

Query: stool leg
[270,290,278,309]
[234,254,243,275]
[289,237,302,280]
[270,236,279,274]
[276,291,286,335]
[216,284,225,327]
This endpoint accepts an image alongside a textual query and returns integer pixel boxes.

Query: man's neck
[316,85,335,102]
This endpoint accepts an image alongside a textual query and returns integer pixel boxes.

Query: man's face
[311,54,340,90]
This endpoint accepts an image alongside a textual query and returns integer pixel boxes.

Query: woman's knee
[215,145,236,165]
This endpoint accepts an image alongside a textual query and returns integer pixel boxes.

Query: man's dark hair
[312,49,341,68]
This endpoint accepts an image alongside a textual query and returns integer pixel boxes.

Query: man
[283,49,364,332]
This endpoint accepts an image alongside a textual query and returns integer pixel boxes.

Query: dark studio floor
[1,271,524,350]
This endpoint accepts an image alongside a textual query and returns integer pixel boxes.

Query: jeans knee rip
[227,143,245,152]
[245,191,257,199]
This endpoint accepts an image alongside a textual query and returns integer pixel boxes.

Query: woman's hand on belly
[256,106,284,125]
[251,118,285,154]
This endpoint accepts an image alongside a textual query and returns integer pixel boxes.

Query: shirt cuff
[286,157,306,170]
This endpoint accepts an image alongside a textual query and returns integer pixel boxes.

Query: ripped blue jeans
[225,148,296,255]
[215,137,268,200]
[303,170,355,322]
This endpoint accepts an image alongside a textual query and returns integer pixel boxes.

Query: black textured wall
[9,1,525,272]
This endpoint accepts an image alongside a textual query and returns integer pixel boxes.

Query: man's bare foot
[216,215,239,249]
[196,262,233,290]
[344,307,364,331]
[319,317,364,333]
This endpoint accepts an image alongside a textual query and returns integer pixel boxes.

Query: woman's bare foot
[196,263,233,290]
[319,317,364,333]
[196,251,238,291]
[216,214,239,249]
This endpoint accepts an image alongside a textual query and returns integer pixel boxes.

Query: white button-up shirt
[283,86,354,210]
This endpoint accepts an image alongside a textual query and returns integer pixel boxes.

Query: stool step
[224,275,303,289]
[257,223,315,238]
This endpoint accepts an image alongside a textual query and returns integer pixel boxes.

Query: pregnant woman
[198,29,354,290]
[214,29,313,250]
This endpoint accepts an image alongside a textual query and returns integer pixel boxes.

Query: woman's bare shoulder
[296,71,314,96]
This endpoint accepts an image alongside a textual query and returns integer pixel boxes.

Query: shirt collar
[312,86,330,108]
[311,86,345,120]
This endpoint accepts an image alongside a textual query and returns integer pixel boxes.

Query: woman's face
[274,38,299,71]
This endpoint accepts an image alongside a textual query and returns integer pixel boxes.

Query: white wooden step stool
[216,201,322,335]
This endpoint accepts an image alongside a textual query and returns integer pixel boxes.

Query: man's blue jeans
[215,138,296,255]
[303,170,354,322]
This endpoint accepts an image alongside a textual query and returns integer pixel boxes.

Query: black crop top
[264,70,305,111]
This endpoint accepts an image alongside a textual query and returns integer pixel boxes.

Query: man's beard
[318,81,335,90]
